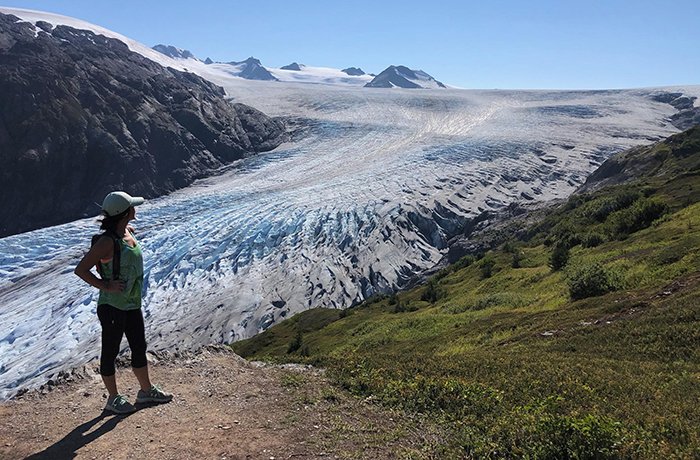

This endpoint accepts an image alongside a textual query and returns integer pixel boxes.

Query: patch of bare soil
[0,347,439,459]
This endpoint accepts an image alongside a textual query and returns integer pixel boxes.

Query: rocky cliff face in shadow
[0,13,286,237]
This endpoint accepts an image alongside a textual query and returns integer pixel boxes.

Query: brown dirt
[0,347,438,460]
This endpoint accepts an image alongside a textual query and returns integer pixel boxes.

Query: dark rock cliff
[0,13,286,237]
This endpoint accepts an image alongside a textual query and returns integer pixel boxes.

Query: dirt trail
[0,347,434,459]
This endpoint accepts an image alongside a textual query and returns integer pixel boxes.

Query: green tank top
[97,237,144,311]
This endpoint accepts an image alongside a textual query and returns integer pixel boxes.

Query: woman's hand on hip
[103,280,126,292]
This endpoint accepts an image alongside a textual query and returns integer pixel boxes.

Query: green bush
[393,302,418,313]
[586,190,641,222]
[528,413,623,460]
[421,279,444,303]
[654,245,685,266]
[608,197,668,238]
[511,251,522,268]
[582,232,605,248]
[480,257,496,279]
[287,331,303,354]
[567,262,621,300]
[564,194,590,211]
[549,243,570,271]
[453,255,477,271]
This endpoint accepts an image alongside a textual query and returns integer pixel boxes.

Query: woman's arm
[74,236,125,293]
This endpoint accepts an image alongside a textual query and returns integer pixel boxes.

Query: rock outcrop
[280,62,303,71]
[152,44,197,60]
[365,65,446,89]
[342,67,365,76]
[578,125,700,193]
[651,91,700,130]
[226,57,278,81]
[0,13,286,237]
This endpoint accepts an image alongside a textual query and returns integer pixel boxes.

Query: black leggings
[96,304,148,376]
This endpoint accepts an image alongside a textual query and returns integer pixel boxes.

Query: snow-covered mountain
[342,67,366,76]
[223,57,278,81]
[0,8,441,89]
[365,65,446,89]
[152,44,198,60]
[281,62,303,71]
[204,56,373,86]
[1,7,699,400]
[268,64,373,86]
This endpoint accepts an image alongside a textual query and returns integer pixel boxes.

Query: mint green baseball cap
[101,191,144,217]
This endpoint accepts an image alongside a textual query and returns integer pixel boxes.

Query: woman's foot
[105,394,136,414]
[135,384,173,404]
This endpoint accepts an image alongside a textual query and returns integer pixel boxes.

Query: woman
[75,191,172,414]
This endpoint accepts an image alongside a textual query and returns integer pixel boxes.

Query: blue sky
[3,0,699,89]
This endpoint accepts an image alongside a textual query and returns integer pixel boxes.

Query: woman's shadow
[24,408,138,460]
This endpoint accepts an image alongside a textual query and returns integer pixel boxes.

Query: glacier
[1,81,697,399]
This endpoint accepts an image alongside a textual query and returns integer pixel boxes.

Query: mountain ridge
[0,12,286,236]
[152,44,197,60]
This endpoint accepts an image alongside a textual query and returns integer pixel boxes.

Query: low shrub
[453,255,477,271]
[549,243,570,271]
[287,331,303,354]
[585,190,642,222]
[457,410,623,460]
[608,197,669,238]
[480,257,496,279]
[582,232,605,248]
[511,251,522,268]
[421,279,444,303]
[567,262,621,300]
[393,302,419,313]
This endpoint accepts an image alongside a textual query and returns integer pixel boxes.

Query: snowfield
[0,7,699,399]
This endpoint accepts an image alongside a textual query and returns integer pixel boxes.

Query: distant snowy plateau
[0,8,699,398]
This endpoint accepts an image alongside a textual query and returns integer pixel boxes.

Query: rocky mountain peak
[365,65,446,89]
[280,62,303,71]
[226,57,278,81]
[342,67,365,76]
[153,44,197,60]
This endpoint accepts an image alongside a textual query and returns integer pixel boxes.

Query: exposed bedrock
[0,13,286,237]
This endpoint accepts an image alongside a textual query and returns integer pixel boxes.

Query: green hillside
[233,126,700,459]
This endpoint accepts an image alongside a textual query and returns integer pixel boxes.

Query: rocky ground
[0,347,438,459]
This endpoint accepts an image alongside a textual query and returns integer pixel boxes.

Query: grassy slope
[233,126,700,459]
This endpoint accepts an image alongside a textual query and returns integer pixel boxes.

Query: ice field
[1,7,699,399]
